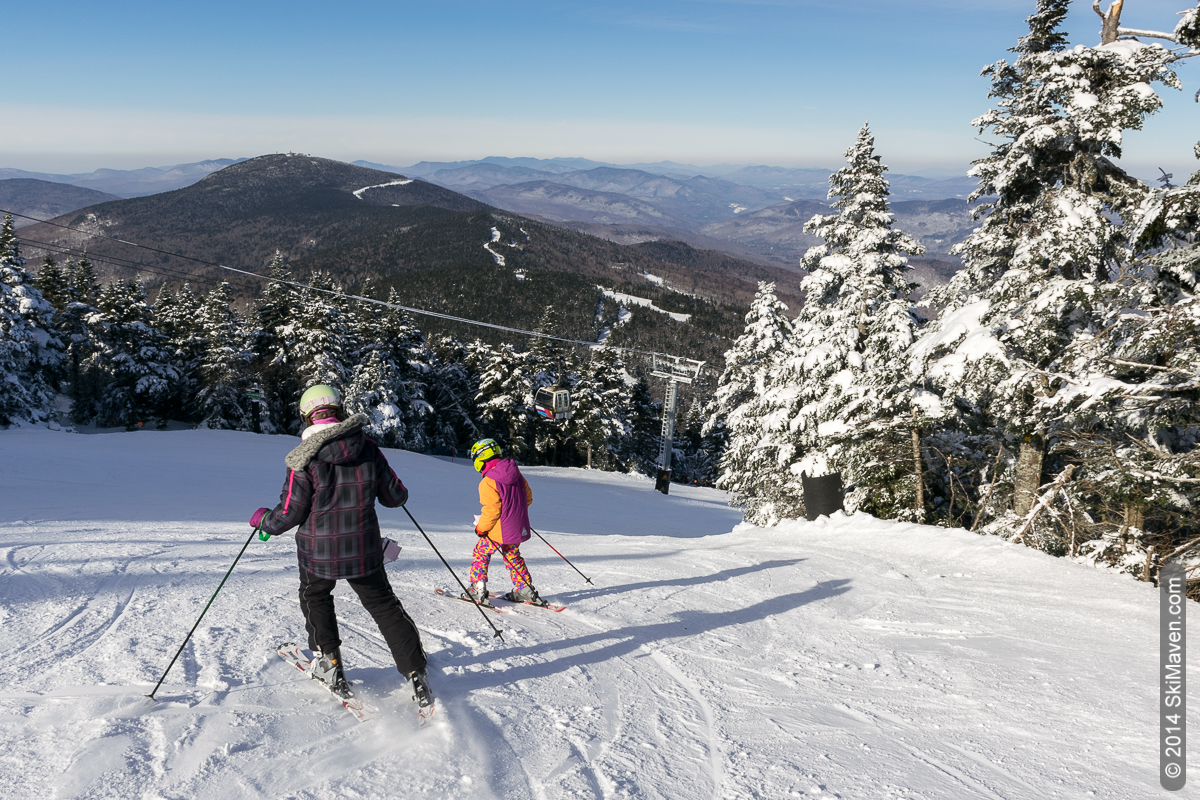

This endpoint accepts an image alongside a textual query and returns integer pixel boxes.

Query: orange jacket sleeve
[476,476,501,537]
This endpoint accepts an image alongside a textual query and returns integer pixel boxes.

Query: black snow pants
[298,566,427,674]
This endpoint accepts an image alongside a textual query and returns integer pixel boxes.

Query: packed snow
[352,179,414,200]
[598,288,691,323]
[485,227,506,267]
[1,426,1193,799]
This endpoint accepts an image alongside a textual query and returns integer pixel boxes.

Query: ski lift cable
[1,207,704,365]
[15,235,225,289]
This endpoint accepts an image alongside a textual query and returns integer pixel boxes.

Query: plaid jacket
[261,414,408,579]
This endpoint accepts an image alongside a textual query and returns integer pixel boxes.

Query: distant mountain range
[0,159,246,198]
[357,158,980,278]
[18,155,812,371]
[3,154,981,287]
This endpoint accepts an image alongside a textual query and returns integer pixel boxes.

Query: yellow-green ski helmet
[299,384,342,419]
[470,439,502,472]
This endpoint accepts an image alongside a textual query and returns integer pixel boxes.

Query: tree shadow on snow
[438,578,852,693]
[556,558,806,602]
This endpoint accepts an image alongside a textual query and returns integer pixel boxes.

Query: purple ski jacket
[260,413,408,580]
[475,458,533,545]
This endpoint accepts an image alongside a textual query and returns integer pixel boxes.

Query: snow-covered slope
[0,427,1190,799]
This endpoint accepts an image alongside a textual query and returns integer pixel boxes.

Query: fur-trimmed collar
[285,413,368,471]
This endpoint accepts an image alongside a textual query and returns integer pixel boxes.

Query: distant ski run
[353,178,414,199]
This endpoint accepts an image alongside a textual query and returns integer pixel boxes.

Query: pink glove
[250,507,269,529]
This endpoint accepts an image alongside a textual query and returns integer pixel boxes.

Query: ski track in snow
[0,427,1194,799]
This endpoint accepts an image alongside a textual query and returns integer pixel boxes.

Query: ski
[491,592,567,613]
[276,642,375,722]
[434,586,508,612]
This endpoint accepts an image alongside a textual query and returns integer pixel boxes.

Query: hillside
[1,425,1189,799]
[0,179,120,228]
[18,155,805,371]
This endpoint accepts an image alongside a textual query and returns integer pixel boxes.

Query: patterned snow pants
[469,536,532,589]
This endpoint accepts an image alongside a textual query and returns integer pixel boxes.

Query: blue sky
[5,0,1198,178]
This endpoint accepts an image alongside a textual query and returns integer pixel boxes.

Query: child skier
[463,438,547,607]
[250,385,433,712]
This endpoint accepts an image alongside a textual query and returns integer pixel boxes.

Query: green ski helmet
[299,384,342,422]
[470,438,502,472]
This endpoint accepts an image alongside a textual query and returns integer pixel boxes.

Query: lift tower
[649,354,705,494]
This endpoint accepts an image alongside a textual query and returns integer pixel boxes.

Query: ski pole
[401,506,504,641]
[530,527,593,585]
[148,524,259,700]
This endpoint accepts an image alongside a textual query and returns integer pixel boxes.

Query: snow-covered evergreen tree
[59,257,103,421]
[252,254,301,434]
[622,374,662,477]
[710,281,794,524]
[568,346,631,470]
[780,123,925,521]
[528,305,576,465]
[0,214,60,425]
[425,336,482,451]
[289,272,355,398]
[153,284,204,423]
[345,287,433,450]
[912,0,1187,541]
[473,341,537,459]
[90,279,177,427]
[195,282,252,429]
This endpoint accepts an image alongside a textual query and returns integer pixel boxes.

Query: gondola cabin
[534,387,572,421]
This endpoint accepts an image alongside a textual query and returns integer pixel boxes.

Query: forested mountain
[0,180,120,227]
[16,154,806,394]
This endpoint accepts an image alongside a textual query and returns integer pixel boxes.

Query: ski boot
[504,584,548,607]
[310,647,351,696]
[409,668,435,721]
[462,580,493,607]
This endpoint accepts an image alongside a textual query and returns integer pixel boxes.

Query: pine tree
[290,273,355,398]
[474,341,537,459]
[426,336,482,451]
[622,374,662,477]
[782,123,925,522]
[913,0,1184,539]
[568,346,631,469]
[90,279,177,427]
[33,255,69,313]
[252,254,301,434]
[195,282,252,429]
[0,214,60,424]
[710,282,794,523]
[60,258,103,421]
[527,305,577,465]
[346,286,434,450]
[154,284,204,423]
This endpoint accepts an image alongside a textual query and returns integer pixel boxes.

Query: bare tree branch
[1117,28,1178,42]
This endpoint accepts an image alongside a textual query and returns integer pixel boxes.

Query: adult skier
[250,384,433,711]
[463,438,547,607]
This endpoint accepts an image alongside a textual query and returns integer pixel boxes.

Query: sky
[5,0,1199,179]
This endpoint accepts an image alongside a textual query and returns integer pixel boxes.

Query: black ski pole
[148,524,259,700]
[401,506,504,641]
[530,527,593,585]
